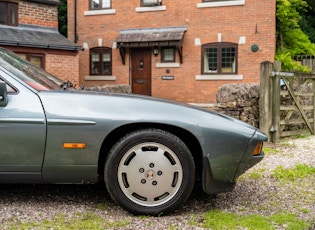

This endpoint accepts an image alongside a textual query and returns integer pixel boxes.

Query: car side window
[6,83,15,93]
[0,78,16,94]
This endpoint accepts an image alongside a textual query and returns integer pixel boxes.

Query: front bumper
[202,129,266,194]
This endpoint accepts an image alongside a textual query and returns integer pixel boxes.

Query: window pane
[1,77,16,93]
[102,0,110,8]
[91,0,110,9]
[204,48,217,73]
[16,54,43,68]
[91,0,100,9]
[221,47,236,73]
[102,52,111,74]
[143,0,158,6]
[17,54,27,59]
[102,62,111,74]
[91,53,100,74]
[9,5,17,25]
[102,50,111,74]
[0,4,6,24]
[103,53,111,62]
[163,48,175,62]
[30,56,43,68]
[6,84,16,93]
[92,53,100,61]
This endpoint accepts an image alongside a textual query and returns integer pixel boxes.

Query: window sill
[135,6,166,12]
[197,0,245,8]
[156,62,180,68]
[195,75,243,80]
[84,9,116,16]
[85,76,116,81]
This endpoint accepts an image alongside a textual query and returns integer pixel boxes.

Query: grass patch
[294,134,311,139]
[273,164,315,181]
[270,212,310,230]
[280,141,296,148]
[96,203,106,211]
[247,168,266,179]
[7,212,129,230]
[298,208,310,214]
[200,210,311,230]
[263,147,279,155]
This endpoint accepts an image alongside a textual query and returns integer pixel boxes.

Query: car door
[0,69,46,182]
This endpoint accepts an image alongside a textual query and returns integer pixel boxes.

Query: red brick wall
[6,1,81,85]
[4,46,80,84]
[68,0,276,103]
[45,52,80,84]
[19,1,58,27]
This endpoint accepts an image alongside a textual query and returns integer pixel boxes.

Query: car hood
[37,89,265,143]
[40,90,257,126]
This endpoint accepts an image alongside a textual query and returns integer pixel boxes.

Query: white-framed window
[141,0,162,7]
[197,0,245,8]
[90,0,111,10]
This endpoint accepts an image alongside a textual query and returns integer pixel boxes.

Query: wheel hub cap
[117,142,183,207]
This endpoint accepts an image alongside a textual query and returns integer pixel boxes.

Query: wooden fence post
[259,61,274,141]
[271,61,281,143]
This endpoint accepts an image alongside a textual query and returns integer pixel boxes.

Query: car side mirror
[0,81,8,107]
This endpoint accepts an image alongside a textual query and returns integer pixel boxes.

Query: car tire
[104,128,195,216]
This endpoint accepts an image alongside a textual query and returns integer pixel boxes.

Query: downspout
[74,0,78,43]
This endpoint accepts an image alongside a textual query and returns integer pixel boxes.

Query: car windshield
[0,48,64,90]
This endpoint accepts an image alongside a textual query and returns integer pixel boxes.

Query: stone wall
[85,84,132,94]
[198,83,260,128]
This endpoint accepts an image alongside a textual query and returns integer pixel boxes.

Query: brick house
[0,0,82,84]
[68,0,276,103]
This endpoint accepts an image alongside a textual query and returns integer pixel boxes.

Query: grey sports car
[0,47,267,215]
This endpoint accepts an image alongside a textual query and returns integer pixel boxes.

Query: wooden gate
[260,61,315,143]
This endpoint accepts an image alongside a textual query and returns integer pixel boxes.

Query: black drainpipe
[74,0,78,43]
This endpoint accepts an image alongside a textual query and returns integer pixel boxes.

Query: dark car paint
[0,49,267,195]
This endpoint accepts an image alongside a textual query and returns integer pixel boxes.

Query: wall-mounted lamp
[153,46,159,56]
[251,44,259,52]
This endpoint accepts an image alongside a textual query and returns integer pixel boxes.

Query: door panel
[0,74,46,173]
[131,48,151,96]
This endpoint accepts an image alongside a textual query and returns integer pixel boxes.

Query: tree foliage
[300,0,315,43]
[58,0,67,37]
[276,0,315,72]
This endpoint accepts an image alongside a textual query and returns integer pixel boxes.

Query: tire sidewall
[104,129,195,215]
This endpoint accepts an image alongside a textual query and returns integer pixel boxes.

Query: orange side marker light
[63,143,87,149]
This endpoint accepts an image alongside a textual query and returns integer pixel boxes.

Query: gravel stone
[1,136,315,229]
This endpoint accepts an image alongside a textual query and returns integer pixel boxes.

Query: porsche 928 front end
[195,110,267,194]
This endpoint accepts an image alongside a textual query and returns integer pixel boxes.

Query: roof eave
[0,40,83,51]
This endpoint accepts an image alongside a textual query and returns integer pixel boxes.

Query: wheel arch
[97,123,203,184]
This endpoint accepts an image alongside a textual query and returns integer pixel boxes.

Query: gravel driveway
[1,136,315,229]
